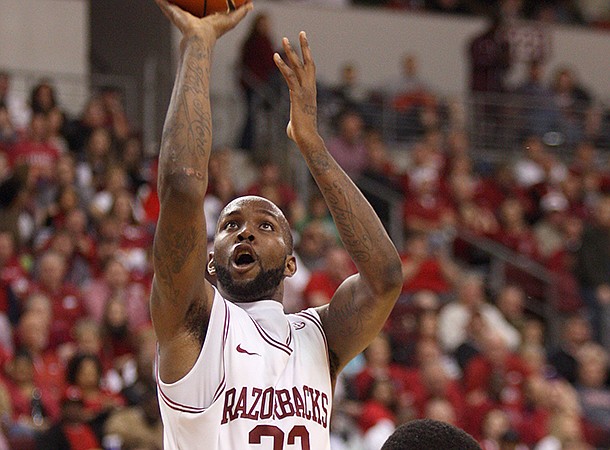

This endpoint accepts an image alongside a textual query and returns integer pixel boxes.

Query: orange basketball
[169,0,248,17]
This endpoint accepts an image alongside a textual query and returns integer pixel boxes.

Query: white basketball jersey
[157,288,333,450]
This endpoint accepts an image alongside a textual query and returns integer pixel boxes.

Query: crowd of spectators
[0,2,609,449]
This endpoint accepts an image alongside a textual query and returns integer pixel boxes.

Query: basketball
[169,0,248,17]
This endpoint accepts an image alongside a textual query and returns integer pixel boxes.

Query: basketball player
[152,1,403,449]
[381,419,482,450]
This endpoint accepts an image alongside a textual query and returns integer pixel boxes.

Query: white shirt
[158,288,333,450]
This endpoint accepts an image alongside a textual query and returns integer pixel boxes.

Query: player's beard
[215,262,285,303]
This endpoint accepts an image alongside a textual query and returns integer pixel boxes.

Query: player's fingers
[225,2,254,26]
[299,31,315,76]
[155,0,189,31]
[273,53,297,89]
[281,37,305,85]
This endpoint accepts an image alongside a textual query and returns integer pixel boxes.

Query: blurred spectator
[97,86,132,145]
[2,350,60,442]
[494,284,528,335]
[75,127,116,195]
[425,0,472,15]
[28,80,58,117]
[0,230,30,310]
[294,220,334,272]
[351,333,414,404]
[462,330,532,439]
[243,158,301,225]
[0,71,29,131]
[550,66,593,146]
[575,194,610,345]
[64,96,107,155]
[237,12,279,152]
[35,385,101,450]
[64,352,125,442]
[534,411,590,450]
[399,231,460,299]
[28,250,86,348]
[303,245,355,308]
[437,271,521,353]
[384,54,438,141]
[534,191,569,259]
[357,378,399,450]
[402,166,455,236]
[8,112,60,185]
[13,311,65,406]
[104,386,162,450]
[118,132,148,192]
[46,107,68,155]
[547,313,595,385]
[512,60,560,140]
[326,108,369,179]
[357,128,403,231]
[0,103,18,152]
[574,342,610,447]
[82,257,150,331]
[320,62,372,129]
[468,15,511,144]
[99,297,138,373]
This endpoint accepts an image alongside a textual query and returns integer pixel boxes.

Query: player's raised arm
[151,0,252,383]
[274,32,403,380]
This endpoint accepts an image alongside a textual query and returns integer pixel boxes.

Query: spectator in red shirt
[303,245,355,308]
[28,250,86,348]
[82,256,150,331]
[13,310,65,402]
[402,167,455,236]
[462,330,532,439]
[2,349,60,440]
[400,231,460,299]
[35,385,101,450]
[8,112,60,184]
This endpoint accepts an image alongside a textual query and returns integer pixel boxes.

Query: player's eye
[224,221,238,230]
[260,222,274,231]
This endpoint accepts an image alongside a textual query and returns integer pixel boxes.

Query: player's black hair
[381,419,481,450]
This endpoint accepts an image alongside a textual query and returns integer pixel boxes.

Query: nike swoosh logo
[236,344,260,356]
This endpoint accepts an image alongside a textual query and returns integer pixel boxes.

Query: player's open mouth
[231,246,257,272]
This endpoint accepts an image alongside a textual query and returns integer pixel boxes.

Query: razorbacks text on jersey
[157,288,333,449]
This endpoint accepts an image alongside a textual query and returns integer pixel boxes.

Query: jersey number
[249,425,310,450]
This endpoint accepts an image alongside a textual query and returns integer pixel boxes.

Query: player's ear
[284,255,297,278]
[207,253,216,276]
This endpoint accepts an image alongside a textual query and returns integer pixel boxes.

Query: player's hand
[274,32,320,145]
[155,0,253,40]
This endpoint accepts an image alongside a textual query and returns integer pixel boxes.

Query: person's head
[363,333,392,367]
[30,79,57,114]
[103,257,130,289]
[495,284,525,322]
[73,319,102,355]
[456,271,486,307]
[576,342,608,388]
[6,349,35,385]
[37,250,67,291]
[381,418,481,450]
[210,196,296,304]
[323,246,353,284]
[23,292,53,326]
[66,352,103,390]
[16,310,50,354]
[250,12,270,35]
[561,313,591,348]
[335,108,364,143]
[424,398,457,425]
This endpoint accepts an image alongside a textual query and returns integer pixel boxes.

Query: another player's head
[210,196,296,303]
[381,419,481,450]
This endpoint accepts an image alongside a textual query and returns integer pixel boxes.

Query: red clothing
[0,255,30,300]
[28,283,87,347]
[3,380,60,423]
[8,139,60,179]
[358,400,395,433]
[303,271,341,308]
[63,423,101,450]
[403,195,453,231]
[400,254,452,294]
[353,364,417,402]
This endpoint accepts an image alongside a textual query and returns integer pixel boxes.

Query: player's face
[212,197,295,303]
